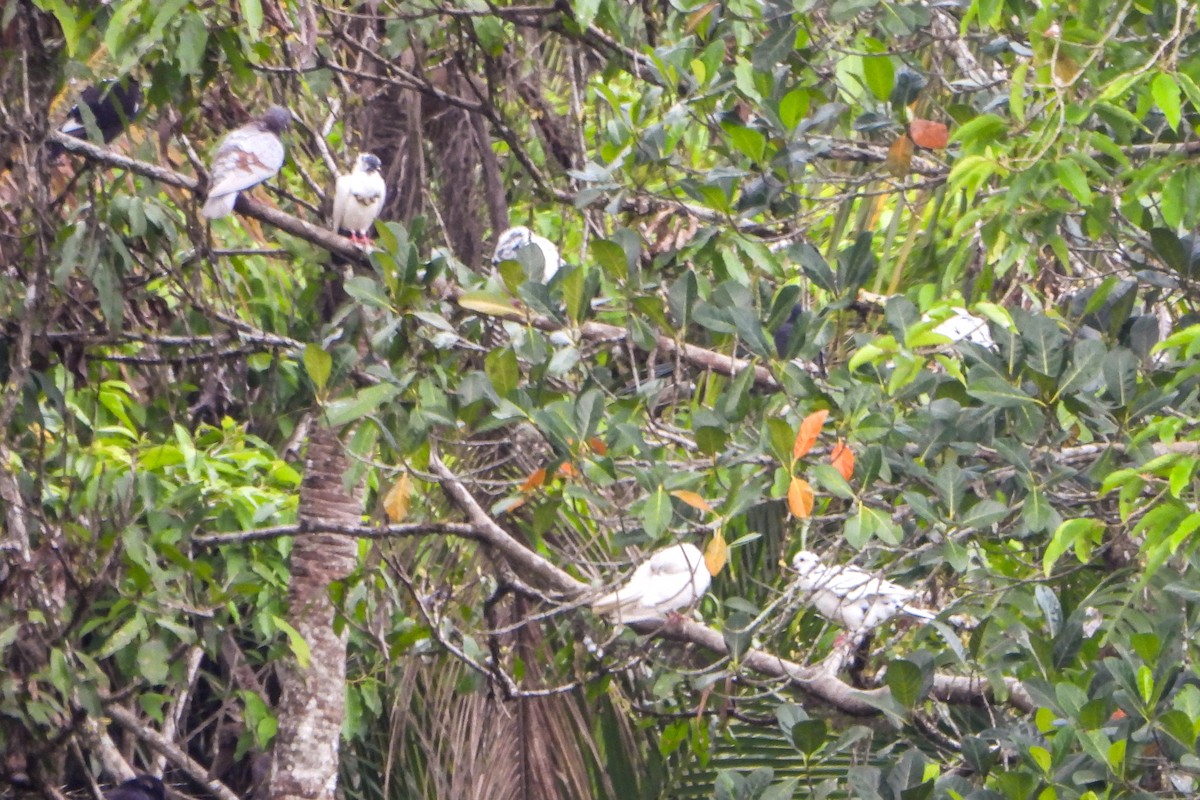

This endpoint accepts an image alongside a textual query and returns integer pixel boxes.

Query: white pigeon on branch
[202,105,291,219]
[791,550,936,642]
[592,541,725,624]
[492,225,563,283]
[332,152,386,245]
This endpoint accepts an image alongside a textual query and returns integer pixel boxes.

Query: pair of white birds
[592,544,934,643]
[199,107,387,245]
[199,108,565,275]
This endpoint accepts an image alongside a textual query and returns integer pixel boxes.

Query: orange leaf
[587,436,608,456]
[793,410,828,460]
[556,462,579,479]
[520,468,547,492]
[787,477,814,519]
[830,439,855,481]
[909,119,949,150]
[704,530,729,575]
[671,490,713,514]
[886,135,914,177]
[382,473,412,523]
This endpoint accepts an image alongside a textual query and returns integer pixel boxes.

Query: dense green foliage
[3,0,1200,798]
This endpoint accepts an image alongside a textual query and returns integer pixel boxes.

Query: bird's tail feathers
[902,604,937,621]
[202,192,237,219]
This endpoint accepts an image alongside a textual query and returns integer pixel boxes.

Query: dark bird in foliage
[492,226,562,283]
[202,105,291,219]
[103,775,164,800]
[773,303,802,359]
[332,153,386,246]
[48,78,142,160]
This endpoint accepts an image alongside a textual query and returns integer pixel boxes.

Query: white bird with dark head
[332,153,387,246]
[203,105,291,219]
[791,550,935,642]
[492,225,562,283]
[592,541,725,624]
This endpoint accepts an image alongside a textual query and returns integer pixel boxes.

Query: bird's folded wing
[207,129,284,199]
[331,174,351,230]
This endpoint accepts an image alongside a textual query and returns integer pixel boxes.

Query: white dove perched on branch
[791,550,936,643]
[332,153,386,245]
[593,541,725,624]
[492,225,563,283]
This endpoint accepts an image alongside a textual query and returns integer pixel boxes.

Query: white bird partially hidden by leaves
[791,550,935,642]
[202,105,291,219]
[332,152,386,246]
[593,541,727,624]
[929,307,995,349]
[492,225,563,283]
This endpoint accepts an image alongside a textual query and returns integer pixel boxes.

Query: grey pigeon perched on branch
[492,225,562,283]
[202,105,291,219]
[332,153,386,245]
[48,78,142,160]
[103,776,164,800]
[791,550,935,643]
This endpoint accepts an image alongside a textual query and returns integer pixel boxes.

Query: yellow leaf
[458,290,523,319]
[794,410,828,460]
[671,489,713,514]
[704,530,729,576]
[383,473,412,522]
[787,477,814,519]
[830,439,855,481]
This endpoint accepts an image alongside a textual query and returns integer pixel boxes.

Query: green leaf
[304,343,332,392]
[1055,159,1093,205]
[862,55,894,101]
[324,383,403,427]
[137,639,170,685]
[591,238,627,281]
[1152,72,1182,131]
[1044,518,1105,575]
[240,0,263,38]
[778,88,809,130]
[271,616,311,668]
[573,0,601,28]
[485,347,519,397]
[885,658,925,709]
[98,614,146,659]
[642,486,672,539]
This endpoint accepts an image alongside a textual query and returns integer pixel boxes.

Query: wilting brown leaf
[794,410,829,460]
[587,436,608,456]
[787,477,815,519]
[383,473,413,522]
[830,439,855,481]
[909,119,948,149]
[887,135,914,176]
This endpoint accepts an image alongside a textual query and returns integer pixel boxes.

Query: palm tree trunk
[268,427,362,800]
